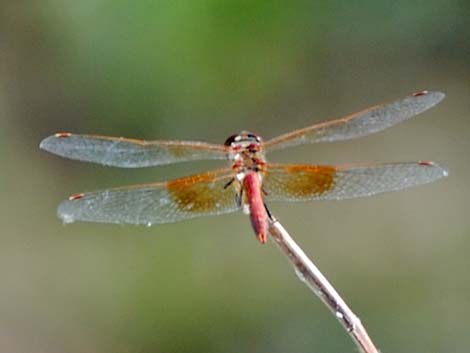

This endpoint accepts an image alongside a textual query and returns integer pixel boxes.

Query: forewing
[263,162,448,202]
[40,133,227,167]
[58,168,240,225]
[264,91,445,151]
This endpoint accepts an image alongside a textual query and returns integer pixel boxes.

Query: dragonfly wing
[263,162,448,202]
[58,168,240,225]
[40,133,227,167]
[264,91,445,151]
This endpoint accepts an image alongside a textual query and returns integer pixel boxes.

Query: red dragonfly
[40,90,447,244]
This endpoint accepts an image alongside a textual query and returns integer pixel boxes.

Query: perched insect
[40,90,448,243]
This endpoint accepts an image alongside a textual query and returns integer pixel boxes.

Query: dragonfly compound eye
[224,134,239,146]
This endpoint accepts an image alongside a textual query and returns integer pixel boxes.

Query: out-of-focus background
[1,1,469,352]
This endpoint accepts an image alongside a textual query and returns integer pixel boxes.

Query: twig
[268,214,380,353]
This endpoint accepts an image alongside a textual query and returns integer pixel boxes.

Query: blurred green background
[1,1,469,352]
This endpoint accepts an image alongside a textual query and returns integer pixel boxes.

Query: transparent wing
[40,133,227,167]
[264,90,445,151]
[263,162,448,201]
[58,168,240,225]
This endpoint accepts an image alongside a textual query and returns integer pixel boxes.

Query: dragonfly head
[224,131,262,149]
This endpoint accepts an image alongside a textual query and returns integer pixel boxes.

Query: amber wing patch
[263,164,337,201]
[167,170,235,213]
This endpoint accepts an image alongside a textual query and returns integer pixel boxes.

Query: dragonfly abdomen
[244,172,268,244]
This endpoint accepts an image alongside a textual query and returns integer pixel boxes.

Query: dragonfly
[40,90,448,244]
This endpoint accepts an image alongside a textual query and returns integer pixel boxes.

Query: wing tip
[39,132,73,152]
[58,207,76,225]
[412,90,446,105]
[418,161,449,179]
[57,194,84,224]
[39,135,53,151]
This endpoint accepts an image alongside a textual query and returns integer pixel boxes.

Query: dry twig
[268,214,380,353]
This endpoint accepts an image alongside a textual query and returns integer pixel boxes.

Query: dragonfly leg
[261,186,269,196]
[235,187,244,208]
[264,202,272,220]
[223,177,235,189]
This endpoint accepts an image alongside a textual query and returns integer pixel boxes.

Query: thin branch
[268,214,380,353]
